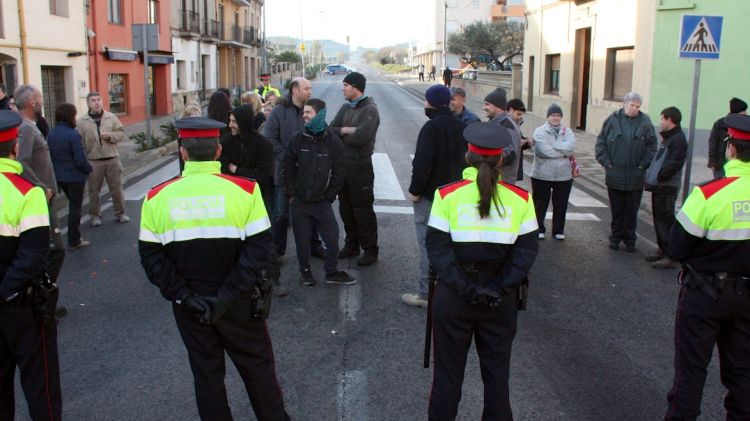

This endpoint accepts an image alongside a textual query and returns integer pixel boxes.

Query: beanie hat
[483,88,507,109]
[425,84,451,108]
[343,72,366,93]
[730,97,748,114]
[547,103,563,117]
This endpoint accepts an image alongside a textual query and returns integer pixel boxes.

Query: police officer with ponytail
[426,122,539,420]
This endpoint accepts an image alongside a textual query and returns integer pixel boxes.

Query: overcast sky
[265,0,431,49]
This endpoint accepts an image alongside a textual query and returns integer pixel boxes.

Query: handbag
[569,155,580,178]
[645,143,668,191]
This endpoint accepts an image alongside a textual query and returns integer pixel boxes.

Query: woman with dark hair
[207,90,232,138]
[48,103,93,249]
[425,122,539,420]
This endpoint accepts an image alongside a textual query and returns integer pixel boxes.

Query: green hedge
[372,63,412,73]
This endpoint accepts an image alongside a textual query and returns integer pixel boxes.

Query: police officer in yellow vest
[139,117,290,421]
[426,122,539,420]
[256,73,281,101]
[0,110,62,420]
[665,114,750,420]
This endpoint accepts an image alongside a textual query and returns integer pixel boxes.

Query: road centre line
[337,370,368,421]
[372,152,405,201]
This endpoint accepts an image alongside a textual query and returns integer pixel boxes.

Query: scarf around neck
[304,108,328,135]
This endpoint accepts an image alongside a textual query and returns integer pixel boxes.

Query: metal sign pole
[141,25,153,149]
[682,59,701,203]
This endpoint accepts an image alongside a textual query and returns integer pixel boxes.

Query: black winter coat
[282,127,345,203]
[707,114,730,170]
[408,108,467,200]
[219,105,274,197]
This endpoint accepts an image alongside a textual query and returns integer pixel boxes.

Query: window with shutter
[606,47,634,100]
[545,54,561,94]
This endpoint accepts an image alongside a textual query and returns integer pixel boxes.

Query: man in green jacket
[595,92,657,252]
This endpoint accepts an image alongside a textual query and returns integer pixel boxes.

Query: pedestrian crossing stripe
[679,15,723,60]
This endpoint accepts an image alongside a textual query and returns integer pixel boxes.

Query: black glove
[182,295,208,315]
[199,297,230,325]
[469,286,502,309]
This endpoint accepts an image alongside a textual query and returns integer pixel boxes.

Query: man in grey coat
[595,92,658,252]
[482,88,521,184]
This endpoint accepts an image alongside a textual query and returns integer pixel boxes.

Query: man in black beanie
[402,84,467,308]
[708,97,748,178]
[330,72,382,266]
[482,88,521,184]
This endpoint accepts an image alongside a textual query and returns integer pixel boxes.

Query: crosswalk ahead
[122,153,606,223]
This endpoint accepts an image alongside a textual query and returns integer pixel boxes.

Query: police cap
[725,113,750,142]
[0,110,23,143]
[463,121,512,156]
[175,117,226,139]
[260,73,271,80]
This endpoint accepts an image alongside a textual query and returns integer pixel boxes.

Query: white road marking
[337,370,368,421]
[338,282,361,321]
[569,187,607,208]
[544,212,600,221]
[124,163,179,201]
[374,205,413,215]
[372,152,405,201]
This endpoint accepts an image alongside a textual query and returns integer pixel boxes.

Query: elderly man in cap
[482,87,522,184]
[0,109,62,421]
[330,72,382,266]
[256,73,281,101]
[595,92,657,252]
[449,87,480,125]
[139,117,290,421]
[708,97,747,179]
[402,85,467,308]
[664,113,750,420]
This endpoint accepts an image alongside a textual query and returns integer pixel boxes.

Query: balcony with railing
[179,10,201,35]
[243,26,256,46]
[218,24,244,47]
[202,19,220,40]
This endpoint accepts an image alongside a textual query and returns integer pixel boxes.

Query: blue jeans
[413,197,432,298]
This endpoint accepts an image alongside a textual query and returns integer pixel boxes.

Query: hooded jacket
[329,96,380,160]
[219,105,274,197]
[409,108,467,200]
[282,126,345,203]
[595,109,658,191]
[263,95,304,185]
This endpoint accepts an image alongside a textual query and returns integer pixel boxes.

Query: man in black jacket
[283,99,354,286]
[330,72,381,266]
[645,107,687,269]
[708,97,747,179]
[402,85,467,308]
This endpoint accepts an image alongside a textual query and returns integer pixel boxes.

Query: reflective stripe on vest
[0,158,50,238]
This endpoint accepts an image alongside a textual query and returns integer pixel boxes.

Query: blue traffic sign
[679,15,723,60]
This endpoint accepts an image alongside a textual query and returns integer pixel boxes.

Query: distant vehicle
[325,64,351,75]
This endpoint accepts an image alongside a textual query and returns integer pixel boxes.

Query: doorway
[41,66,66,124]
[571,27,592,130]
[527,56,534,112]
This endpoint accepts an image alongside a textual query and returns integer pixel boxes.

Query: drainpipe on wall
[17,0,29,83]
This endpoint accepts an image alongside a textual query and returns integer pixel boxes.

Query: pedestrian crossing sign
[679,15,723,60]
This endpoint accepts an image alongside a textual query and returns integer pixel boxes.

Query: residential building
[0,0,89,121]
[170,0,220,112]
[522,0,656,133]
[87,0,174,125]
[216,0,263,98]
[415,0,525,71]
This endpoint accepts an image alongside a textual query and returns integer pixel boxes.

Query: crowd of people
[0,68,748,420]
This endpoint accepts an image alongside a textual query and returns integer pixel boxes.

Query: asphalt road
[14,70,728,420]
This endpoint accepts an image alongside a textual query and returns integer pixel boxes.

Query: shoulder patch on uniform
[698,176,739,200]
[1,172,36,195]
[146,176,183,200]
[438,179,472,199]
[499,181,530,201]
[215,174,257,194]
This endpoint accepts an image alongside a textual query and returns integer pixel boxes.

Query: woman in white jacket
[531,104,576,240]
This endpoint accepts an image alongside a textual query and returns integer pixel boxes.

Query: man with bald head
[264,78,323,286]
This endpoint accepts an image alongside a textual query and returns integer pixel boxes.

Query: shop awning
[146,54,175,65]
[105,48,138,61]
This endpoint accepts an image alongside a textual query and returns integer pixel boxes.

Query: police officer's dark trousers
[0,302,62,421]
[339,157,378,254]
[173,297,290,421]
[429,282,517,421]
[665,283,750,420]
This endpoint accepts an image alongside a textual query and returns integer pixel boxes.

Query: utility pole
[262,0,267,73]
[443,1,448,70]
